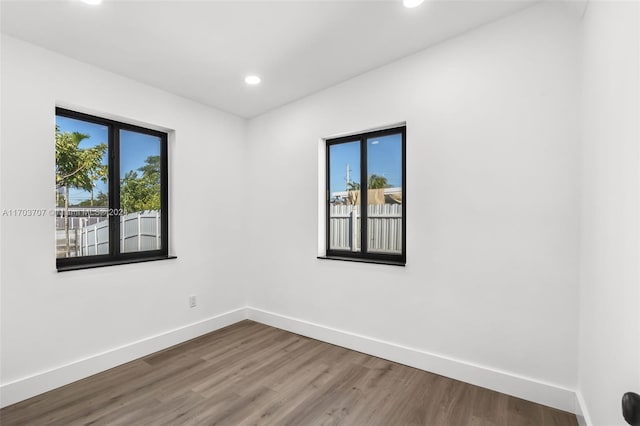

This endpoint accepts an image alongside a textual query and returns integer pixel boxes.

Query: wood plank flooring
[0,320,577,426]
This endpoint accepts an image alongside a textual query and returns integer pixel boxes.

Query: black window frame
[56,107,170,271]
[325,126,406,266]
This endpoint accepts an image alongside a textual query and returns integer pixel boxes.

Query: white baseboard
[0,307,247,408]
[1,306,580,416]
[574,390,592,426]
[247,307,577,413]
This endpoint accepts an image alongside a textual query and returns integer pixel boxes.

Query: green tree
[120,155,160,213]
[346,175,389,191]
[367,174,389,189]
[78,191,108,207]
[55,126,107,256]
[346,180,360,191]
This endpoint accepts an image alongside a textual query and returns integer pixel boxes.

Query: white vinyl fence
[58,211,161,257]
[329,204,402,253]
[119,210,161,253]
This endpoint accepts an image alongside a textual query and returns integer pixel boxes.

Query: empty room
[0,0,638,425]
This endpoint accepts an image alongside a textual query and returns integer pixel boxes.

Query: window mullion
[360,137,368,255]
[109,126,121,257]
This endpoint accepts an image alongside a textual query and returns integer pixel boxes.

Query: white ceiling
[1,0,538,118]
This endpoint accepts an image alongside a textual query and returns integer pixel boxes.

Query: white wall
[578,1,640,425]
[0,35,248,407]
[246,2,580,411]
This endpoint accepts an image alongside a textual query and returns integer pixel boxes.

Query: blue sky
[120,130,161,179]
[329,132,402,194]
[56,116,160,205]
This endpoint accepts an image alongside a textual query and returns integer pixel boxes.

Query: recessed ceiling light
[245,75,261,85]
[403,0,424,8]
[82,0,102,4]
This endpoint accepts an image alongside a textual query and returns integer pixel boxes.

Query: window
[325,126,406,265]
[55,108,169,271]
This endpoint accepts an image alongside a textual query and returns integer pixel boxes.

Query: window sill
[317,255,405,267]
[57,255,178,272]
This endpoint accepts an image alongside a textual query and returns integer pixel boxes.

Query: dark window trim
[55,108,170,271]
[325,126,406,265]
[317,256,405,267]
[57,255,178,273]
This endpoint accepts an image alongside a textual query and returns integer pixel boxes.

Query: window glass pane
[120,130,162,253]
[367,133,403,254]
[328,141,361,252]
[55,116,109,258]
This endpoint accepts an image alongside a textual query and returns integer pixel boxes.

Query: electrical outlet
[189,295,197,308]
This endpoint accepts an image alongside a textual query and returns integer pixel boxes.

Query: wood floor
[1,320,577,426]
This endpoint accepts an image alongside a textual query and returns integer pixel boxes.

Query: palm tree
[346,180,360,191]
[368,174,389,189]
